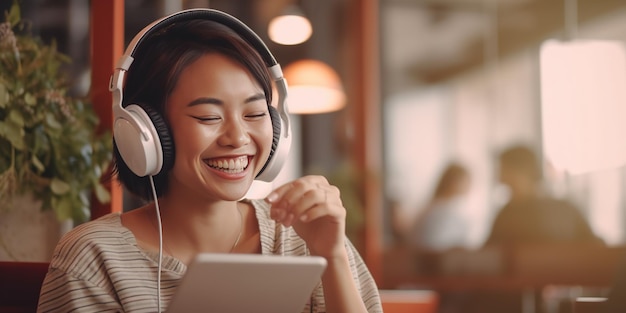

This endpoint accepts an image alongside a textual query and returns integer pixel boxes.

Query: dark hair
[432,162,470,198]
[113,19,273,201]
[499,145,542,182]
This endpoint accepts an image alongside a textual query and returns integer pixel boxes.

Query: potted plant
[0,1,112,247]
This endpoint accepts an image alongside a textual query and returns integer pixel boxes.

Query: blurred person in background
[484,144,603,246]
[466,144,605,313]
[404,162,473,252]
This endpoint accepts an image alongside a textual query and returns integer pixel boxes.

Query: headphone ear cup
[136,103,175,175]
[113,103,174,177]
[269,105,281,162]
[257,105,281,177]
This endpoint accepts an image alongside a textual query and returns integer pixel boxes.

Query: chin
[220,179,255,200]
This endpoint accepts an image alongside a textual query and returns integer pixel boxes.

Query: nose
[217,118,250,147]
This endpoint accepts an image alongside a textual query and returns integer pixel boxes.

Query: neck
[509,182,542,201]
[151,197,244,261]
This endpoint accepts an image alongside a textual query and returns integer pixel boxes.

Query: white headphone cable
[148,176,163,313]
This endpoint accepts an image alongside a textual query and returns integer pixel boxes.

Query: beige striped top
[37,199,382,313]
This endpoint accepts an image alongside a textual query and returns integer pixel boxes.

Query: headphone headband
[110,8,291,182]
[125,9,278,69]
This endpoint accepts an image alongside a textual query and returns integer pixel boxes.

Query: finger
[270,206,288,221]
[298,205,325,223]
[282,213,296,227]
[266,176,334,225]
[266,182,303,226]
[269,179,316,210]
[298,189,327,222]
[265,181,295,204]
[266,176,329,203]
[265,179,308,203]
[286,187,322,214]
[287,180,338,216]
[296,187,345,222]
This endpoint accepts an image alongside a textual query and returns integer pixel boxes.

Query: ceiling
[380,0,626,93]
[6,0,626,94]
[202,0,626,94]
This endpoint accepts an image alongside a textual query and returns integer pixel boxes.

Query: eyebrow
[186,93,266,107]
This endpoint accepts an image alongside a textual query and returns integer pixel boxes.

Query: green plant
[0,2,112,223]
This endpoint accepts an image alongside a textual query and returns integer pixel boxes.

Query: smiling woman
[37,8,382,313]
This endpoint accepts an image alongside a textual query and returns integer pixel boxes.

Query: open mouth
[206,156,250,174]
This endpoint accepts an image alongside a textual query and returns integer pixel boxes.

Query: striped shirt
[37,199,383,313]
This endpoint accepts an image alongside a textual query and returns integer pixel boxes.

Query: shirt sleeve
[345,239,384,313]
[37,267,123,313]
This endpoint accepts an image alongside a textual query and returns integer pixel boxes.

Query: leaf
[51,195,73,221]
[31,155,44,173]
[0,1,114,223]
[8,1,21,26]
[0,120,25,150]
[93,181,111,204]
[50,178,70,195]
[8,110,24,127]
[24,93,36,106]
[0,83,7,108]
[45,112,62,129]
[32,125,50,155]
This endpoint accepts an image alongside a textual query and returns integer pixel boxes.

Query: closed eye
[191,115,221,122]
[246,112,267,119]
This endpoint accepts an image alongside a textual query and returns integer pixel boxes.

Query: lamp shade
[283,59,346,114]
[268,5,312,45]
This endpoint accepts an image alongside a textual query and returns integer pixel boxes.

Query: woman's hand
[265,175,347,259]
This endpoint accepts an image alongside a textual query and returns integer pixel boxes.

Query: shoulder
[56,213,130,250]
[50,213,138,275]
[249,198,271,219]
[538,197,583,213]
[248,198,274,235]
[547,197,578,208]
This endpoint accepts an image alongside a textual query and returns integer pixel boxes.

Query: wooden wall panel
[89,0,124,219]
[349,0,383,281]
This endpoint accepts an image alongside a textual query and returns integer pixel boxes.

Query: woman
[37,10,381,313]
[407,162,472,251]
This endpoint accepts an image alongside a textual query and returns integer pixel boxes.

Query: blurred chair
[0,262,49,313]
[379,289,439,313]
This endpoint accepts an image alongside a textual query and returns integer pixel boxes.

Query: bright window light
[540,39,626,175]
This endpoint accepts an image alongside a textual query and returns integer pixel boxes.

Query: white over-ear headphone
[109,8,291,182]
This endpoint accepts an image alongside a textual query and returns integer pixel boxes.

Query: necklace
[151,204,244,256]
[230,204,244,253]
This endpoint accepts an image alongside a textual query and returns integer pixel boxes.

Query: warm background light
[268,8,312,45]
[283,59,347,114]
[540,39,626,245]
[540,39,626,175]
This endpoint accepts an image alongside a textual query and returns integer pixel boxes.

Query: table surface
[380,244,626,291]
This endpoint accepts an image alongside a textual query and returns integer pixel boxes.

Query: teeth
[207,156,249,173]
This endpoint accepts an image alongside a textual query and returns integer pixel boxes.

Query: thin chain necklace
[230,204,244,253]
[152,204,244,257]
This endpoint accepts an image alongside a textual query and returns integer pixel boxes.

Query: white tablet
[166,253,327,313]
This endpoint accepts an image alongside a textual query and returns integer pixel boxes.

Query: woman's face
[165,52,273,201]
